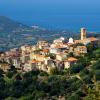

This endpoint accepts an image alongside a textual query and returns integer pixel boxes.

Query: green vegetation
[0,16,79,51]
[0,48,99,100]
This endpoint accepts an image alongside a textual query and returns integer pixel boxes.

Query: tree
[49,53,56,60]
[67,94,80,100]
[70,63,85,74]
[68,52,74,57]
[49,67,59,75]
[86,43,94,52]
[14,74,22,80]
[6,65,17,78]
[5,97,17,100]
[0,69,4,78]
[39,71,48,76]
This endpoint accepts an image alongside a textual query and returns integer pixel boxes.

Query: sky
[0,0,100,31]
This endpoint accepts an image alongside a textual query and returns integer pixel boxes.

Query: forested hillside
[0,47,100,100]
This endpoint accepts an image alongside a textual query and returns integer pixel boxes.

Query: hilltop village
[0,28,99,73]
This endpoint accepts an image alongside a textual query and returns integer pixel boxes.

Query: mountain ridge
[0,16,99,51]
[0,16,31,33]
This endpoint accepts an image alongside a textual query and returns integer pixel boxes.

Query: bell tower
[81,28,87,40]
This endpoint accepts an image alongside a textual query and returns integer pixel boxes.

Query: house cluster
[0,28,98,72]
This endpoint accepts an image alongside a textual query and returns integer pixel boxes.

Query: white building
[50,48,60,54]
[53,37,65,44]
[68,38,74,44]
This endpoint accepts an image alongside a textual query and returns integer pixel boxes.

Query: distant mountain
[0,16,99,52]
[0,16,30,33]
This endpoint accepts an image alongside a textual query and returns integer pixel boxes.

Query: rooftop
[43,49,49,53]
[75,37,98,43]
[31,60,41,63]
[65,57,78,62]
[88,37,98,42]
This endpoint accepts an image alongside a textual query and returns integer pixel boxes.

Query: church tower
[81,28,87,40]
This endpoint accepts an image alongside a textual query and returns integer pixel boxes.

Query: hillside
[0,16,99,51]
[0,16,30,33]
[0,16,77,51]
[0,47,100,100]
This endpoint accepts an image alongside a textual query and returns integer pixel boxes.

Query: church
[75,28,98,46]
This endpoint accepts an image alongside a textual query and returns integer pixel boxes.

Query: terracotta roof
[54,45,67,49]
[54,45,61,48]
[43,49,49,52]
[88,37,98,42]
[77,46,87,49]
[67,43,74,46]
[65,57,78,62]
[33,54,44,57]
[31,60,41,63]
[75,37,98,43]
[0,63,9,67]
[75,40,85,43]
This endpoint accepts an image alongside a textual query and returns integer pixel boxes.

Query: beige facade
[74,46,87,55]
[56,53,67,61]
[37,41,49,49]
[81,28,87,40]
[0,63,10,72]
[21,55,30,63]
[64,57,78,69]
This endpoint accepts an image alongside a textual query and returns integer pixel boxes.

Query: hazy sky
[0,0,100,31]
[0,0,99,14]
